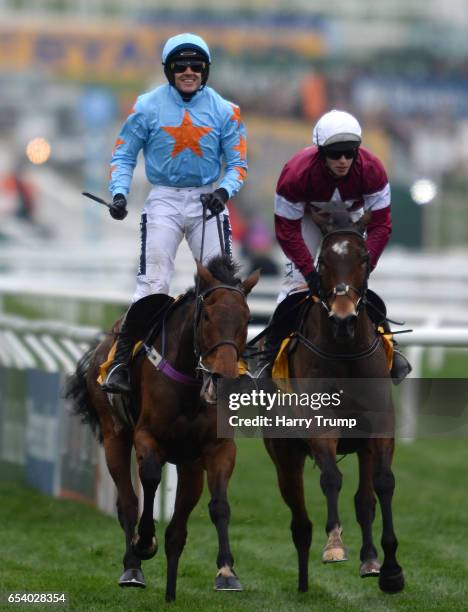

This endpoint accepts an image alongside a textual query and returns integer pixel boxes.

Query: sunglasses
[171,61,206,74]
[324,149,357,160]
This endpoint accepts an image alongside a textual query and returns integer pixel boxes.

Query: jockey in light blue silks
[103,33,248,394]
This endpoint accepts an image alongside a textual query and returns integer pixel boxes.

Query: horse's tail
[63,338,104,443]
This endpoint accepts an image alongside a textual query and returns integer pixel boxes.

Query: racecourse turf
[0,438,467,612]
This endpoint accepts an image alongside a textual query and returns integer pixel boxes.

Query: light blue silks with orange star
[109,84,247,199]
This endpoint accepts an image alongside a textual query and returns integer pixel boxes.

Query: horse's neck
[161,300,197,374]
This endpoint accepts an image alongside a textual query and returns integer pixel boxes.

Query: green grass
[1,439,467,611]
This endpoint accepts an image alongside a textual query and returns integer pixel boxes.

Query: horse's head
[312,211,371,342]
[194,257,259,403]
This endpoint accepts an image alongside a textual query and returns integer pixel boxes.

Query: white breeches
[277,214,323,303]
[133,185,232,301]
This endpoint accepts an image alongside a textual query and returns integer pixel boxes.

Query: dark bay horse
[264,212,405,594]
[65,256,259,601]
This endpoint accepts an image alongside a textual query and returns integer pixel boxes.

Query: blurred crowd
[1,3,468,253]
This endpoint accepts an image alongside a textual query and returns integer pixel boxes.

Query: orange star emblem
[112,138,125,154]
[230,104,242,127]
[233,136,247,160]
[163,110,212,158]
[235,166,247,181]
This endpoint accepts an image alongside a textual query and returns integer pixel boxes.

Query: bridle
[193,284,247,374]
[316,228,370,317]
[292,227,379,362]
[192,196,246,376]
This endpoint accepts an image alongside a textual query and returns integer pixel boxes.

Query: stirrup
[391,350,412,386]
[255,360,273,379]
[102,363,131,394]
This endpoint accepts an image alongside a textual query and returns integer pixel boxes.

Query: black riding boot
[255,322,286,379]
[380,319,412,385]
[255,292,308,379]
[101,318,133,394]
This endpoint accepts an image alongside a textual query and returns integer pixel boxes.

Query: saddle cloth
[97,341,143,385]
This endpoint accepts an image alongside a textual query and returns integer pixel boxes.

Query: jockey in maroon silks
[258,109,411,382]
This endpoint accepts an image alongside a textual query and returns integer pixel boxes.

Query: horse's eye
[203,313,209,322]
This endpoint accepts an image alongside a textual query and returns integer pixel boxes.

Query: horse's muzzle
[330,313,357,341]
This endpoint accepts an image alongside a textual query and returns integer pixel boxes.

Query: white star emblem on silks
[311,189,356,212]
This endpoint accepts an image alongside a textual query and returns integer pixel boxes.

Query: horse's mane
[329,211,355,230]
[205,255,241,285]
[185,255,242,299]
[319,211,367,237]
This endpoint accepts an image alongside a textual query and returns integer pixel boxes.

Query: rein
[145,199,244,386]
[194,284,246,361]
[144,283,245,387]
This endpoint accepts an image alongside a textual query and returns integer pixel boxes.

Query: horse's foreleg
[311,440,347,563]
[203,439,242,591]
[164,460,204,602]
[134,429,162,561]
[102,429,145,587]
[373,439,405,593]
[355,446,380,578]
[265,439,312,592]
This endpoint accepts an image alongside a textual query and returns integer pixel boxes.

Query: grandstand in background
[1,0,468,250]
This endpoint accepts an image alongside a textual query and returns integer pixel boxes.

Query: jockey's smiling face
[174,64,203,95]
[324,153,355,178]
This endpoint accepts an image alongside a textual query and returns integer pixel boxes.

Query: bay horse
[65,256,259,601]
[264,212,405,594]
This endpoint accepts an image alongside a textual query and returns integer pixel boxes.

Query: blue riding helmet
[162,33,211,87]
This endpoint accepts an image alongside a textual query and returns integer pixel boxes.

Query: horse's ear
[196,260,216,288]
[242,269,260,295]
[354,211,373,234]
[310,210,331,235]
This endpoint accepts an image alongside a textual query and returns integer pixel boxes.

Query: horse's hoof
[379,569,405,593]
[322,526,348,563]
[119,568,146,588]
[214,567,243,591]
[132,534,158,560]
[360,558,381,577]
[322,546,348,563]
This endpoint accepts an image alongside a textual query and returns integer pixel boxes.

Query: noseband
[193,284,246,364]
[316,228,370,316]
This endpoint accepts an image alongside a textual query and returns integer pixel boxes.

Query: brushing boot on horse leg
[365,290,412,384]
[102,315,133,394]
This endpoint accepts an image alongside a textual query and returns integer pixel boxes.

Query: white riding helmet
[313,110,362,147]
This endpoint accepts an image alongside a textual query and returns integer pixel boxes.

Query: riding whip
[82,191,112,210]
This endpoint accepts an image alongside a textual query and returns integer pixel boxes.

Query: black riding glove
[201,188,229,216]
[305,270,321,296]
[109,194,128,220]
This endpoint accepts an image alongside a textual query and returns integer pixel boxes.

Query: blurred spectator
[228,201,278,275]
[1,161,37,224]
